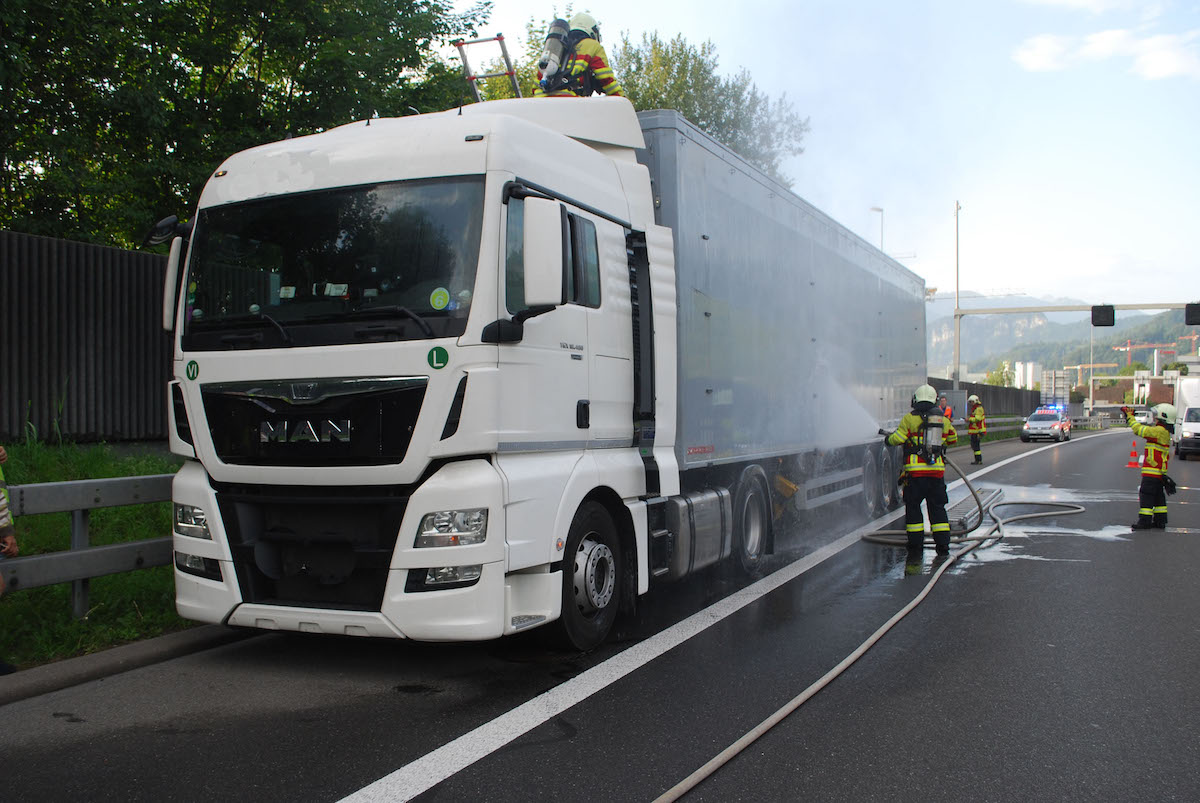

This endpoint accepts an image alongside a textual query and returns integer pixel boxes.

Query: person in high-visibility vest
[884,384,959,556]
[967,394,987,464]
[1123,403,1175,530]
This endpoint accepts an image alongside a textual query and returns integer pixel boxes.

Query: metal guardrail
[0,475,174,618]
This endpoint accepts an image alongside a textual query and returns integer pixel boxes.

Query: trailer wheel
[557,501,621,651]
[860,449,880,517]
[733,465,770,574]
[878,448,897,511]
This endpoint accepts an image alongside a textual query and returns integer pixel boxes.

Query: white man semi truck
[163,98,926,650]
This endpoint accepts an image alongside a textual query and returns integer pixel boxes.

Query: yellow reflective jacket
[1127,411,1170,477]
[887,410,959,478]
[968,404,986,435]
[534,37,625,97]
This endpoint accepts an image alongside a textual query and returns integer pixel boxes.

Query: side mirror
[163,236,184,332]
[523,197,566,308]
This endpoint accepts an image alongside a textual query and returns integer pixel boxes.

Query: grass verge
[1,440,190,669]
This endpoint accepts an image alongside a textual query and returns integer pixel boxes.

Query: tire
[557,501,621,651]
[1020,436,1030,443]
[878,447,897,512]
[859,449,881,518]
[733,464,771,575]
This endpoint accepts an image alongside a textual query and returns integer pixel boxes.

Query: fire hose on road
[655,456,1086,802]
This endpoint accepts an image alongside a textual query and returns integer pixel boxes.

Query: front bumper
[172,459,560,640]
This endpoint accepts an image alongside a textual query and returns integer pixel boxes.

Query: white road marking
[341,428,1126,802]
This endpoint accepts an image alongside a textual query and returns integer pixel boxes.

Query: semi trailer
[162,97,926,649]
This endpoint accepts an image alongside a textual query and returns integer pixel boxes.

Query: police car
[1021,406,1072,442]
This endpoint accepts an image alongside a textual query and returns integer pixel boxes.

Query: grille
[201,377,427,466]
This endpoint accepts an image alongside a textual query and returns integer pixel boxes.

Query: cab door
[496,196,590,452]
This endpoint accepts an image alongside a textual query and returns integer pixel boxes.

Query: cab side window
[570,215,600,309]
[504,198,600,314]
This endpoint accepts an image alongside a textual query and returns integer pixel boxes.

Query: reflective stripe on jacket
[968,404,987,435]
[534,38,625,97]
[1127,412,1170,477]
[887,411,959,478]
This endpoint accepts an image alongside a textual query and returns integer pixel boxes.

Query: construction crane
[1112,340,1176,366]
[1177,332,1200,356]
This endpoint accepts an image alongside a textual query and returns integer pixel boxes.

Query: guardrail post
[71,508,90,618]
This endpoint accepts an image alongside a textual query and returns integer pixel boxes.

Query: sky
[454,0,1200,311]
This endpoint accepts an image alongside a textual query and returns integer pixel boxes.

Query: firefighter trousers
[903,475,951,551]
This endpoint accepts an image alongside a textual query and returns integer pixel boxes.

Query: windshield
[181,176,484,349]
[1187,408,1200,423]
[1029,413,1058,422]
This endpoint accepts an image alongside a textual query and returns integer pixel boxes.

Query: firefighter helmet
[1153,403,1177,423]
[968,394,980,404]
[912,384,938,406]
[569,12,600,40]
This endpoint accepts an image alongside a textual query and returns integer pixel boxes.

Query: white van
[1175,406,1200,460]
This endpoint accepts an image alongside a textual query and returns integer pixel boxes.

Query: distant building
[1015,361,1042,390]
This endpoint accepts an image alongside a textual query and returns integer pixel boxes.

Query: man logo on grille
[259,419,351,444]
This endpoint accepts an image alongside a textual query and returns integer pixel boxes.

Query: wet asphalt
[3,430,1198,802]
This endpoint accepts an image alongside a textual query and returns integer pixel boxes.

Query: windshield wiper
[210,312,294,344]
[349,305,435,338]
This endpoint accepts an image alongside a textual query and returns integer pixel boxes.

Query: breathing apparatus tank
[921,411,944,465]
[537,18,570,89]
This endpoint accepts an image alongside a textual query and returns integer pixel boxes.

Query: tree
[1164,361,1190,376]
[476,21,810,185]
[985,361,1014,387]
[610,33,808,185]
[1118,361,1150,376]
[0,0,491,248]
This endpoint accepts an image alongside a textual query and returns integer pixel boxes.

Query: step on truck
[161,97,926,650]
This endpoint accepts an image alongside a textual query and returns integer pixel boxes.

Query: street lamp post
[953,200,961,390]
[870,206,884,252]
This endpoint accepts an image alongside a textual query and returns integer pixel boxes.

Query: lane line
[341,429,1124,802]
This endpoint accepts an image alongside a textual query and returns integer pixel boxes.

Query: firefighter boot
[1130,515,1155,531]
[934,537,950,556]
[905,547,922,576]
[1153,512,1167,530]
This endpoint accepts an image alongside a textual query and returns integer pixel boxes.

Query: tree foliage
[477,20,809,185]
[610,32,809,186]
[0,0,490,247]
[984,362,1014,387]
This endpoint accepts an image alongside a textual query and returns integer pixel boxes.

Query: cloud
[1014,34,1074,70]
[1019,0,1164,16]
[1013,29,1200,79]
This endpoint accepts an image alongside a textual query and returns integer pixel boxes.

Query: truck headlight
[174,504,211,539]
[415,509,488,548]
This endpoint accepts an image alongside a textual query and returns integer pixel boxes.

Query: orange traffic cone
[1125,441,1140,468]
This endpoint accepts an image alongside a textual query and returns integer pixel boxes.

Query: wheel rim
[572,534,615,617]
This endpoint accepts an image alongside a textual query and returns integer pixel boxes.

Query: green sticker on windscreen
[430,287,450,310]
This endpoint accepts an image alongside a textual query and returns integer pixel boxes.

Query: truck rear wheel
[860,449,880,517]
[733,465,770,574]
[557,501,621,651]
[878,448,896,512]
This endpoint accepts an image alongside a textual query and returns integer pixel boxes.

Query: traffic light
[1091,304,1115,326]
[1187,303,1200,326]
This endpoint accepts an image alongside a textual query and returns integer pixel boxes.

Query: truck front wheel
[558,501,622,651]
